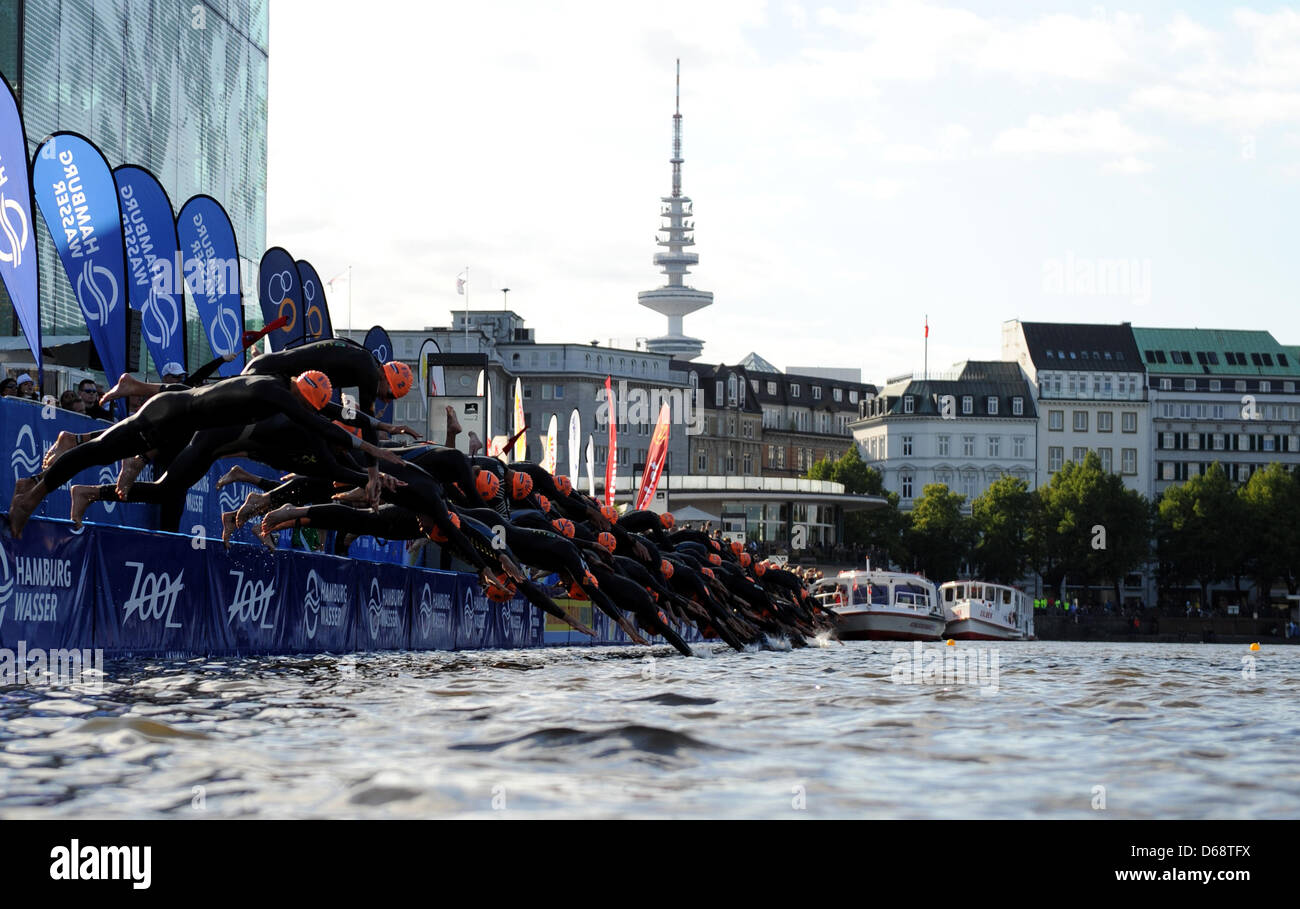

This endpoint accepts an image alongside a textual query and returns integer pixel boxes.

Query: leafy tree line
[806,448,1300,608]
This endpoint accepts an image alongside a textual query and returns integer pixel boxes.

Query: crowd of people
[2,370,115,419]
[5,339,838,655]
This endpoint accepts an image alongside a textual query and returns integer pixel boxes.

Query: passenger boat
[814,570,947,641]
[938,580,1035,640]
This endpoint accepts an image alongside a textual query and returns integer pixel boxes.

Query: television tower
[637,60,712,360]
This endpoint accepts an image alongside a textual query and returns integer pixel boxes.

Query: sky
[266,0,1300,387]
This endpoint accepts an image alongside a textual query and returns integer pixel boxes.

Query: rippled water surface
[2,641,1297,818]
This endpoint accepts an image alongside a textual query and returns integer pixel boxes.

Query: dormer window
[1012,396,1024,415]
[961,395,973,414]
[903,395,915,414]
[987,396,998,415]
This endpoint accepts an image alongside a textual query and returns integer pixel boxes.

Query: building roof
[1017,321,1144,373]
[863,360,1037,420]
[1131,327,1300,377]
[738,352,780,373]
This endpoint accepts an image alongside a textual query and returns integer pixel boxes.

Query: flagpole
[924,314,928,380]
[464,265,470,351]
[348,264,353,337]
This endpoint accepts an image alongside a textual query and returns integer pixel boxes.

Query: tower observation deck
[637,60,712,361]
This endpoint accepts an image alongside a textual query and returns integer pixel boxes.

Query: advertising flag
[417,338,438,418]
[362,325,395,424]
[585,434,595,498]
[176,195,246,377]
[604,375,617,506]
[296,258,333,342]
[0,78,41,375]
[512,377,526,462]
[567,408,581,487]
[257,247,303,351]
[113,165,185,376]
[33,133,130,409]
[544,413,558,474]
[635,401,672,510]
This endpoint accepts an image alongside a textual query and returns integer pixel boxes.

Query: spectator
[16,373,38,400]
[59,390,85,414]
[161,362,187,385]
[78,379,113,421]
[0,377,17,398]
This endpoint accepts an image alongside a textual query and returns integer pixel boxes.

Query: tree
[1038,452,1150,606]
[1155,462,1245,609]
[904,483,976,581]
[1237,463,1300,605]
[808,447,907,566]
[971,475,1037,584]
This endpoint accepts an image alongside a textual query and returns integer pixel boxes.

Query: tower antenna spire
[671,58,682,198]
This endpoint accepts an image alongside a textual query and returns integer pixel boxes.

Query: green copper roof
[1130,327,1299,377]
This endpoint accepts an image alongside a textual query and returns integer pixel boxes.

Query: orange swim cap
[730,540,744,556]
[660,559,674,579]
[600,504,618,523]
[474,469,500,501]
[708,552,721,566]
[382,361,414,398]
[597,532,617,553]
[739,552,752,568]
[554,475,573,496]
[294,371,332,410]
[537,494,551,514]
[551,518,575,539]
[659,512,675,530]
[508,470,533,500]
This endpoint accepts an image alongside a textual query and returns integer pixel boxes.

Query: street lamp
[501,288,510,311]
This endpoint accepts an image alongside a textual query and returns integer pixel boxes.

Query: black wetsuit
[243,338,386,418]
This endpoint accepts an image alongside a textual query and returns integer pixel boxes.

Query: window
[554,384,564,399]
[903,395,914,414]
[1073,411,1088,432]
[1287,382,1296,394]
[987,397,998,415]
[1013,436,1025,458]
[812,386,822,401]
[697,451,707,472]
[937,435,950,457]
[1263,436,1276,452]
[743,452,753,474]
[1235,380,1247,393]
[962,435,975,457]
[1048,447,1063,473]
[901,472,914,499]
[766,381,776,395]
[727,452,736,472]
[1122,448,1136,475]
[1099,448,1112,472]
[961,396,973,415]
[1159,378,1171,391]
[1049,410,1064,431]
[1261,381,1271,393]
[1184,378,1196,391]
[1207,379,1221,392]
[1188,433,1200,450]
[1161,432,1174,449]
[902,435,913,456]
[1121,412,1136,433]
[716,380,724,402]
[790,383,801,398]
[833,388,842,402]
[1098,412,1113,432]
[1072,447,1088,464]
[849,390,858,403]
[1012,396,1023,416]
[936,469,953,486]
[987,436,1000,457]
[1162,462,1175,481]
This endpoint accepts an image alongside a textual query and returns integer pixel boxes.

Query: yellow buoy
[1249,642,1260,651]
[946,639,955,646]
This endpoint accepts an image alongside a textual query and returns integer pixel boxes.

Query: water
[1,640,1297,818]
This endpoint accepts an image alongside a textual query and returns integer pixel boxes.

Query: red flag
[636,402,672,511]
[924,317,929,339]
[604,376,617,506]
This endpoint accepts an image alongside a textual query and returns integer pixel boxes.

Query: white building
[1001,320,1152,496]
[851,360,1038,510]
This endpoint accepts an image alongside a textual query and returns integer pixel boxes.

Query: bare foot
[255,521,278,551]
[498,552,526,584]
[43,431,79,470]
[467,431,484,457]
[330,486,369,507]
[445,404,462,435]
[216,465,259,490]
[221,510,238,548]
[115,455,146,499]
[8,477,43,539]
[234,491,270,528]
[261,505,303,535]
[69,485,100,527]
[100,373,153,405]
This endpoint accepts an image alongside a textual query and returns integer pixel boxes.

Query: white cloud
[991,110,1158,159]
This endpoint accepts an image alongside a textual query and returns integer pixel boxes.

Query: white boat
[815,570,947,641]
[939,580,1035,641]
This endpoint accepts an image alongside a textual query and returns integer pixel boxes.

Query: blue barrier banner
[0,519,93,651]
[346,533,404,565]
[497,594,543,650]
[113,165,186,375]
[92,526,212,654]
[356,561,410,651]
[285,557,355,653]
[31,133,129,411]
[256,247,303,351]
[362,325,395,425]
[208,544,292,654]
[455,577,495,650]
[296,259,333,342]
[177,195,245,377]
[408,570,458,651]
[0,78,41,375]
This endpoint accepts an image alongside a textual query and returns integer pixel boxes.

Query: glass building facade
[0,0,268,375]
